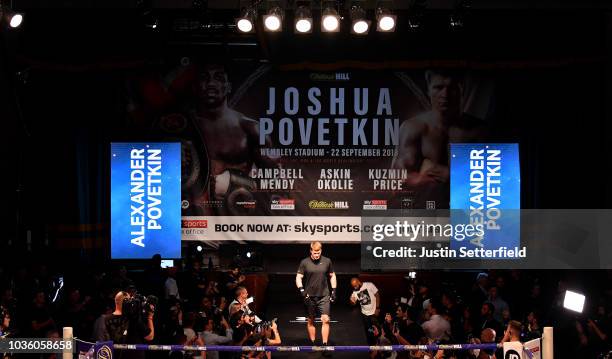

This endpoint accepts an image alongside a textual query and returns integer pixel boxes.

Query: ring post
[542,326,553,359]
[63,327,73,359]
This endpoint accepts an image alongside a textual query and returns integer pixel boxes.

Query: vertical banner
[450,143,521,257]
[111,142,181,259]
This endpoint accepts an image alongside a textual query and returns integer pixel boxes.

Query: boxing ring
[64,327,554,359]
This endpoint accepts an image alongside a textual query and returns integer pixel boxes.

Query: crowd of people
[0,256,610,358]
[0,255,281,359]
[349,271,611,358]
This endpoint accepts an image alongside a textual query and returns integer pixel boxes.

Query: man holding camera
[104,291,155,359]
[295,241,337,349]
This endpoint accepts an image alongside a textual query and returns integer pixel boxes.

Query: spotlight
[321,7,340,32]
[350,4,370,35]
[246,251,252,258]
[294,5,312,34]
[263,6,283,32]
[563,290,586,313]
[376,8,395,32]
[8,13,22,28]
[236,7,257,33]
[196,245,203,252]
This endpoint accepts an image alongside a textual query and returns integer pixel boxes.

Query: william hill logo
[309,73,351,81]
[309,200,349,209]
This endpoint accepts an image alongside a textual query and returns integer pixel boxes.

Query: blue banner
[450,143,521,257]
[111,142,181,259]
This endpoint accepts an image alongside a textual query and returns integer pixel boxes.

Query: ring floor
[264,274,369,358]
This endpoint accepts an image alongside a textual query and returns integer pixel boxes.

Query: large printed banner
[450,143,521,255]
[126,61,496,242]
[111,143,181,258]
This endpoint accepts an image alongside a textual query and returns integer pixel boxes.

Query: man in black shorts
[295,241,337,348]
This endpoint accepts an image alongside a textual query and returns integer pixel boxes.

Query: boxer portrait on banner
[186,61,279,215]
[392,69,487,209]
[143,59,279,216]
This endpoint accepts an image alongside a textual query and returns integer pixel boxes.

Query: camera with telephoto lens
[123,293,158,320]
[253,318,277,334]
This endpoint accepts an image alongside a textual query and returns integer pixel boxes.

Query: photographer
[230,310,280,359]
[249,321,281,359]
[104,291,156,359]
[230,310,254,346]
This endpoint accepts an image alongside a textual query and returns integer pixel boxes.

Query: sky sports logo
[181,219,208,236]
[271,199,295,210]
[309,200,349,209]
[182,220,208,228]
[363,200,387,210]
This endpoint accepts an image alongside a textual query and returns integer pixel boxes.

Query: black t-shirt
[104,314,150,359]
[297,256,334,297]
[399,320,425,345]
[30,305,54,337]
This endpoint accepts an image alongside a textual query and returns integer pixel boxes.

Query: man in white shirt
[349,278,381,347]
[229,286,261,323]
[422,298,450,342]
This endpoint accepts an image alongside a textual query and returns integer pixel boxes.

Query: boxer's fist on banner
[213,169,257,215]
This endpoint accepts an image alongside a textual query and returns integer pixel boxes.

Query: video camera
[123,293,158,320]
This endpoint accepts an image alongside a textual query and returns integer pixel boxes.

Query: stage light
[143,11,159,30]
[236,7,257,33]
[246,251,252,258]
[449,13,463,30]
[294,5,312,33]
[563,290,586,313]
[449,0,470,31]
[196,245,203,252]
[8,13,22,28]
[407,15,422,30]
[376,8,395,32]
[350,4,369,35]
[321,7,340,32]
[263,6,283,32]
